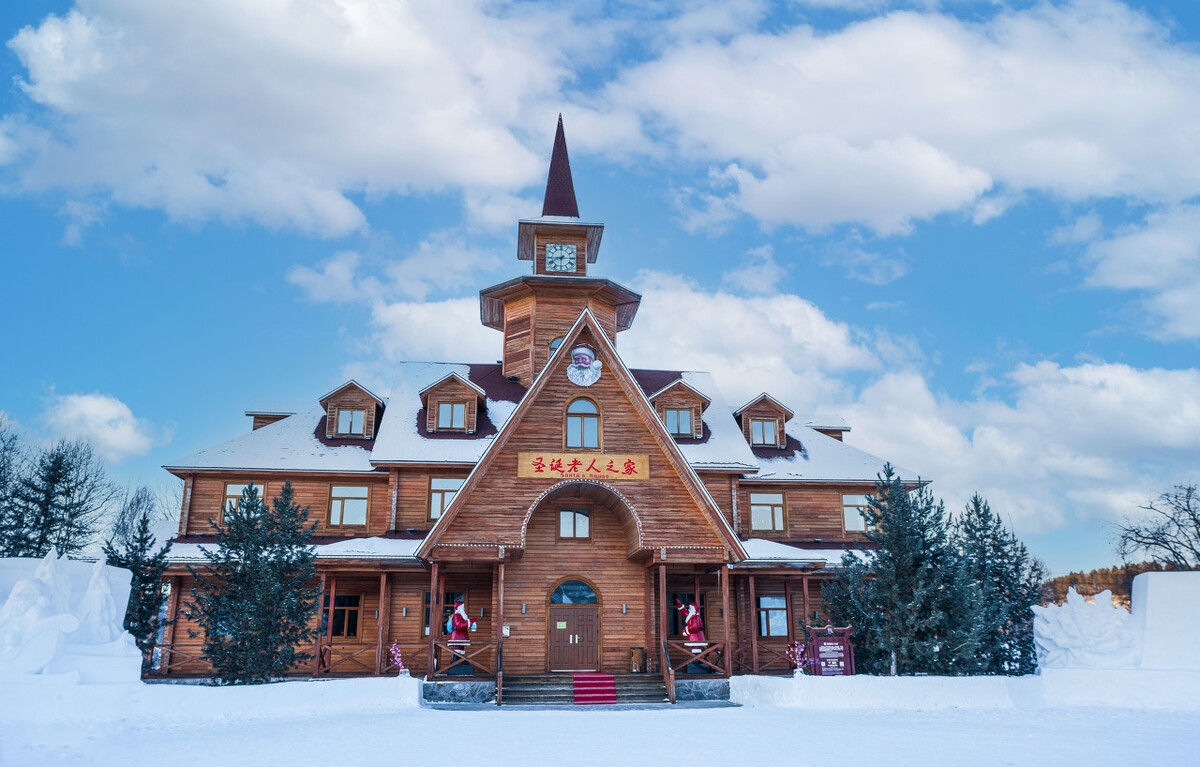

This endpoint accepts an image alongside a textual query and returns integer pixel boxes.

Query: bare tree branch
[1115,485,1200,570]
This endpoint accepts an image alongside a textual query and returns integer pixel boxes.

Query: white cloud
[604,1,1200,232]
[42,392,159,462]
[821,241,909,285]
[287,251,376,304]
[721,244,787,294]
[1083,204,1200,339]
[3,1,585,234]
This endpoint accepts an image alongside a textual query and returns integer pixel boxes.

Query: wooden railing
[314,640,377,675]
[144,645,206,676]
[431,641,496,678]
[732,641,793,674]
[659,639,676,704]
[664,640,727,676]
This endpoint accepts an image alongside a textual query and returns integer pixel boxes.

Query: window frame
[557,507,592,541]
[757,595,789,638]
[428,477,465,521]
[335,407,366,436]
[321,593,363,640]
[222,482,265,523]
[750,417,778,446]
[663,407,694,437]
[436,401,467,431]
[842,494,872,533]
[328,485,370,528]
[749,492,786,533]
[564,397,602,450]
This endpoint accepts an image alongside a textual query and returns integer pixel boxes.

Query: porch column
[375,572,390,675]
[426,561,439,676]
[802,575,811,627]
[657,563,667,654]
[720,565,731,678]
[312,572,326,677]
[785,579,795,645]
[748,573,759,673]
[160,575,181,673]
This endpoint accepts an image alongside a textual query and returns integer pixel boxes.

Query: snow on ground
[2,677,1198,767]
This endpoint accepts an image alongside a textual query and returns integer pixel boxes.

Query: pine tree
[185,481,319,684]
[825,465,983,675]
[104,510,173,672]
[0,419,23,555]
[9,439,116,557]
[954,494,1045,675]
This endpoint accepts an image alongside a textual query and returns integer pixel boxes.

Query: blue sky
[2,0,1198,575]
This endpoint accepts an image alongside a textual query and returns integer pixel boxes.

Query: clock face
[545,243,577,273]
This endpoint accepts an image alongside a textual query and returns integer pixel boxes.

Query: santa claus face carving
[567,344,603,387]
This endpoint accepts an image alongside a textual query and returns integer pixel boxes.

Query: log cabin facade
[156,118,920,694]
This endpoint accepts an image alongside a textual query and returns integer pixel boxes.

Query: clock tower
[479,116,641,386]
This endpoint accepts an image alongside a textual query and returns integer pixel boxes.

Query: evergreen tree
[104,510,173,672]
[9,439,116,557]
[954,494,1046,675]
[0,419,23,555]
[185,482,319,684]
[825,465,983,675]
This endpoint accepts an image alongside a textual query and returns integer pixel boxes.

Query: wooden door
[548,606,599,671]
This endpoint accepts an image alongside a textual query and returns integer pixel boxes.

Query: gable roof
[747,423,922,484]
[318,380,384,408]
[646,377,713,411]
[417,308,747,561]
[542,114,579,218]
[734,392,795,422]
[417,371,487,403]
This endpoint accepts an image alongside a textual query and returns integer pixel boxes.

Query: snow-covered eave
[162,464,387,475]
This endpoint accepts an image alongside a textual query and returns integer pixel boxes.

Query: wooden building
[155,118,920,698]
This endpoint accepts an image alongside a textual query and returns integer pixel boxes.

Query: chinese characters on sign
[517,452,650,480]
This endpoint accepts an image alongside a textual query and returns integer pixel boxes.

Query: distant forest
[1041,562,1174,608]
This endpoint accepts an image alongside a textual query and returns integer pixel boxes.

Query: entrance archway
[547,578,599,672]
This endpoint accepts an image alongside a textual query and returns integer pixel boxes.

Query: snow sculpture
[1032,588,1139,669]
[0,550,142,683]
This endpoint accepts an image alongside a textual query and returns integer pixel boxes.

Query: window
[336,408,365,435]
[565,398,600,449]
[558,508,590,539]
[668,593,705,637]
[750,418,777,446]
[437,402,466,430]
[749,492,785,532]
[549,336,564,355]
[321,594,361,638]
[843,494,870,532]
[758,596,788,637]
[664,408,692,436]
[424,591,464,637]
[329,485,368,526]
[428,478,465,520]
[550,580,597,604]
[223,482,264,522]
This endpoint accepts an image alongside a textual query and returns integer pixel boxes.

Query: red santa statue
[674,598,706,642]
[448,599,476,642]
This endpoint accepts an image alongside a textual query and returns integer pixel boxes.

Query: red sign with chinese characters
[517,452,649,480]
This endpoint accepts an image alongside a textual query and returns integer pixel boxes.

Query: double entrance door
[548,606,598,672]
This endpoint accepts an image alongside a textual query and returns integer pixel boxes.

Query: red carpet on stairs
[572,673,617,704]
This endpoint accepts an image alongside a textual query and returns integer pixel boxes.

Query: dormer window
[565,398,600,449]
[437,402,467,430]
[664,408,692,436]
[750,418,777,446]
[336,408,365,436]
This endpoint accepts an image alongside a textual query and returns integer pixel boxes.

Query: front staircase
[501,674,670,706]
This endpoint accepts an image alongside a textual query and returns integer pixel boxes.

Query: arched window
[550,580,598,605]
[565,398,600,449]
[549,336,564,355]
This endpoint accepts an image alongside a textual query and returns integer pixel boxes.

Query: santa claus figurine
[674,598,706,642]
[448,599,476,642]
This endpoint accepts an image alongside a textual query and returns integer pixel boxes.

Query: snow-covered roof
[370,362,523,465]
[747,424,921,484]
[804,414,850,432]
[167,536,421,563]
[165,408,377,474]
[737,538,868,567]
[661,371,758,470]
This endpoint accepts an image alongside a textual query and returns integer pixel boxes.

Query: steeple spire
[541,114,580,218]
